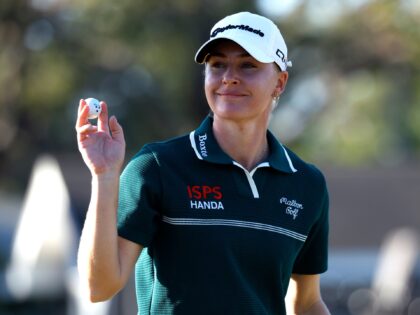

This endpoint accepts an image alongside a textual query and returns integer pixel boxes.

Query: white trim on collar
[189,131,203,160]
[281,145,297,173]
[232,161,270,198]
[191,126,297,174]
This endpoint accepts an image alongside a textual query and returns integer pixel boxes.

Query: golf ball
[85,98,101,119]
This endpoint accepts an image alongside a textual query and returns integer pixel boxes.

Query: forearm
[77,173,122,301]
[286,274,331,315]
[288,300,331,315]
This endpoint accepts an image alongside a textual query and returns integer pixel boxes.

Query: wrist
[92,171,120,184]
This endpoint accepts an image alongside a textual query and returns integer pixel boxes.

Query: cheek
[204,74,218,96]
[204,76,216,107]
[204,77,211,96]
[249,78,273,99]
[255,75,278,98]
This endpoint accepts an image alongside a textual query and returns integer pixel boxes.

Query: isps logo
[187,185,224,210]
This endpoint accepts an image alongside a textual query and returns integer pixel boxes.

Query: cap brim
[195,35,274,64]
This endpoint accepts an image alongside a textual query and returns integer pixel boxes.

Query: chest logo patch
[187,185,224,210]
[280,197,303,220]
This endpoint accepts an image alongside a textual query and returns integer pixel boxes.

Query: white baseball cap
[195,11,292,71]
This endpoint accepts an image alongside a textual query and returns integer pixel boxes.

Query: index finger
[97,101,110,134]
[76,99,89,129]
[78,99,86,115]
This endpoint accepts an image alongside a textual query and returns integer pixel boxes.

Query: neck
[212,116,269,171]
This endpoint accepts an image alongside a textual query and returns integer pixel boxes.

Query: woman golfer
[76,11,331,315]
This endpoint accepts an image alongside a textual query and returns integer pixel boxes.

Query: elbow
[88,291,113,303]
[77,265,122,302]
[77,257,123,302]
[79,273,122,303]
[86,283,121,303]
[89,293,106,303]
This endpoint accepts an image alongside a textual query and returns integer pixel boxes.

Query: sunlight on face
[204,40,287,123]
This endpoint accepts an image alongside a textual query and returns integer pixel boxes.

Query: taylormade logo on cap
[195,12,292,71]
[210,24,265,38]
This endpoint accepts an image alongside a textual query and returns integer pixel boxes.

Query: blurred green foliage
[283,0,420,165]
[0,0,419,192]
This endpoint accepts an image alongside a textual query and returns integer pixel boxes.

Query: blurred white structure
[371,227,419,314]
[345,227,420,315]
[5,155,76,300]
[3,154,135,314]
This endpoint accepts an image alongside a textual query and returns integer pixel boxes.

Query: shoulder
[127,133,191,168]
[283,146,328,192]
[145,133,190,155]
[120,134,190,187]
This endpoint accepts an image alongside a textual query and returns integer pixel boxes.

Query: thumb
[109,116,125,143]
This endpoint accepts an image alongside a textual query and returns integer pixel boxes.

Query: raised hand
[75,99,125,176]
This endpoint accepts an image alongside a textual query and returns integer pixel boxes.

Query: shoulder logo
[198,133,208,157]
[187,185,224,210]
[280,197,303,220]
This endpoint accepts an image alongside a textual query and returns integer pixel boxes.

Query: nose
[222,67,239,85]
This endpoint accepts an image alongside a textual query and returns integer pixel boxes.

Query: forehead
[206,39,252,59]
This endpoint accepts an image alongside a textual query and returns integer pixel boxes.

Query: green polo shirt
[117,116,329,315]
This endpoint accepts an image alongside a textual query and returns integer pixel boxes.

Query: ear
[274,71,289,96]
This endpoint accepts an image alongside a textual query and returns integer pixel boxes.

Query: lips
[216,90,246,97]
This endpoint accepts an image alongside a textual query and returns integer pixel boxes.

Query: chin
[213,111,255,122]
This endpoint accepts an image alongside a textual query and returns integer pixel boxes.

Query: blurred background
[0,0,419,314]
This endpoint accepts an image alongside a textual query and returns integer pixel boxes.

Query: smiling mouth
[217,92,246,97]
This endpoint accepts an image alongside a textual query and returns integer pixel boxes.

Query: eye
[241,62,257,69]
[209,61,225,69]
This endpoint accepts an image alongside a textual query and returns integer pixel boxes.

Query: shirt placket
[232,162,270,199]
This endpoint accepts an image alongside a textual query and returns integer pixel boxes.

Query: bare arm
[75,100,142,302]
[285,274,330,315]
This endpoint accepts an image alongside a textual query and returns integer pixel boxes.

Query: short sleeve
[292,186,329,274]
[117,145,162,247]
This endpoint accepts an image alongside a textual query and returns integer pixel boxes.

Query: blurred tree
[0,0,256,191]
[0,0,419,192]
[269,0,420,166]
